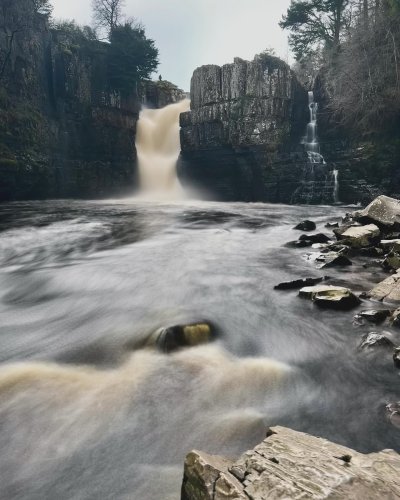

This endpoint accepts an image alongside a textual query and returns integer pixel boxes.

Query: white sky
[51,0,292,91]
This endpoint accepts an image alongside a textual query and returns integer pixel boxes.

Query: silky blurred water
[0,199,399,499]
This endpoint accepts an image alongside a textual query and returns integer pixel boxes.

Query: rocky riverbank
[180,195,400,498]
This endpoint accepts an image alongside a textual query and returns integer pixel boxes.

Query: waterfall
[333,168,339,203]
[304,91,325,165]
[135,99,190,198]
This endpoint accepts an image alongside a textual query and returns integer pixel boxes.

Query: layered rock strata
[179,55,308,202]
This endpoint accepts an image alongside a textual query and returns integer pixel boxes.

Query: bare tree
[92,0,125,36]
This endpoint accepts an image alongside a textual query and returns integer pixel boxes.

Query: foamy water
[0,199,399,499]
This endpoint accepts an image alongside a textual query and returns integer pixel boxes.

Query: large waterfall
[135,99,190,198]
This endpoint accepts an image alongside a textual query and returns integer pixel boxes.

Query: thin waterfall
[135,99,190,198]
[304,91,325,165]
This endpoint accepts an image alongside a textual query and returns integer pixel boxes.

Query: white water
[135,99,191,199]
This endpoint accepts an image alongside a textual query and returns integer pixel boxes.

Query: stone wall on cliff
[179,54,309,202]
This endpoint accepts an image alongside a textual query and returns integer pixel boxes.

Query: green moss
[0,158,18,168]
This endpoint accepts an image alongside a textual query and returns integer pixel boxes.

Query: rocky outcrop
[179,54,308,202]
[143,80,186,108]
[181,426,400,499]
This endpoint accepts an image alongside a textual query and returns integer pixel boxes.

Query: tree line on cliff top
[0,0,159,96]
[281,0,400,136]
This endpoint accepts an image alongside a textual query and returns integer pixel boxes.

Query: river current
[0,199,399,499]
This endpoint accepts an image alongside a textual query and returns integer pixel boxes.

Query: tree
[31,0,53,16]
[280,0,351,59]
[107,21,159,96]
[92,0,125,36]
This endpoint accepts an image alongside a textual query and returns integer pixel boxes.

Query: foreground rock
[294,220,316,231]
[339,224,380,248]
[386,403,400,429]
[274,277,328,290]
[354,309,391,324]
[354,195,400,229]
[299,285,360,310]
[147,323,215,352]
[181,426,400,499]
[316,251,353,269]
[367,271,400,302]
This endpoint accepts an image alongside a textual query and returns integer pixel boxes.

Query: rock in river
[393,347,400,368]
[354,309,391,324]
[367,271,400,303]
[274,277,328,290]
[359,332,394,350]
[147,323,215,353]
[294,220,316,231]
[316,252,353,269]
[299,285,360,310]
[181,426,400,499]
[299,233,331,244]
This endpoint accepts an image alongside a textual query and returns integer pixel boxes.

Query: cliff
[179,54,309,202]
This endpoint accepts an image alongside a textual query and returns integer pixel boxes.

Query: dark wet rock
[325,244,351,254]
[367,271,400,302]
[390,308,400,327]
[358,246,384,257]
[354,195,400,229]
[337,224,381,248]
[355,309,391,324]
[285,239,313,248]
[147,323,215,353]
[299,285,360,310]
[359,332,394,350]
[294,220,316,231]
[317,252,353,269]
[181,426,400,499]
[325,222,339,228]
[274,277,328,291]
[393,348,400,368]
[381,239,400,252]
[386,402,400,429]
[299,233,331,244]
[383,252,400,271]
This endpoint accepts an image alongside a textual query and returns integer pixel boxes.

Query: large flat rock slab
[181,426,400,499]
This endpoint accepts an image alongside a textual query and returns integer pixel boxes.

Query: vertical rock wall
[179,55,308,202]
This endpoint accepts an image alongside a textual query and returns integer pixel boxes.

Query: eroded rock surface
[181,426,400,499]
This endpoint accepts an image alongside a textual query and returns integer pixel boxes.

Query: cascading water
[304,91,324,165]
[333,168,340,203]
[135,99,190,198]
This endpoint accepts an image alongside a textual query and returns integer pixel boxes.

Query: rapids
[0,199,399,499]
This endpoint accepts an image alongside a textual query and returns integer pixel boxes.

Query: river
[0,199,399,499]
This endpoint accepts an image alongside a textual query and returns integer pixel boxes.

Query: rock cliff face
[179,55,309,202]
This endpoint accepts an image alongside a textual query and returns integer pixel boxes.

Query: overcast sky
[51,0,292,91]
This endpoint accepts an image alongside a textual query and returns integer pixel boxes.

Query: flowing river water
[1,199,400,499]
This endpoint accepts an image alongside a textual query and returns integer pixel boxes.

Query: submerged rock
[147,323,215,353]
[359,332,394,350]
[390,308,400,327]
[386,402,400,429]
[325,222,339,228]
[354,195,400,229]
[339,224,381,248]
[294,220,316,231]
[393,347,400,368]
[299,285,360,310]
[181,426,400,499]
[274,277,328,290]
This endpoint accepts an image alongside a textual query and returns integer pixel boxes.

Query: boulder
[354,309,391,324]
[325,222,339,228]
[147,323,215,353]
[294,220,316,231]
[316,252,353,268]
[181,426,400,499]
[338,224,380,248]
[354,195,400,229]
[390,308,400,327]
[299,285,360,310]
[299,233,331,244]
[285,239,314,248]
[359,332,394,350]
[274,277,328,290]
[367,271,400,302]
